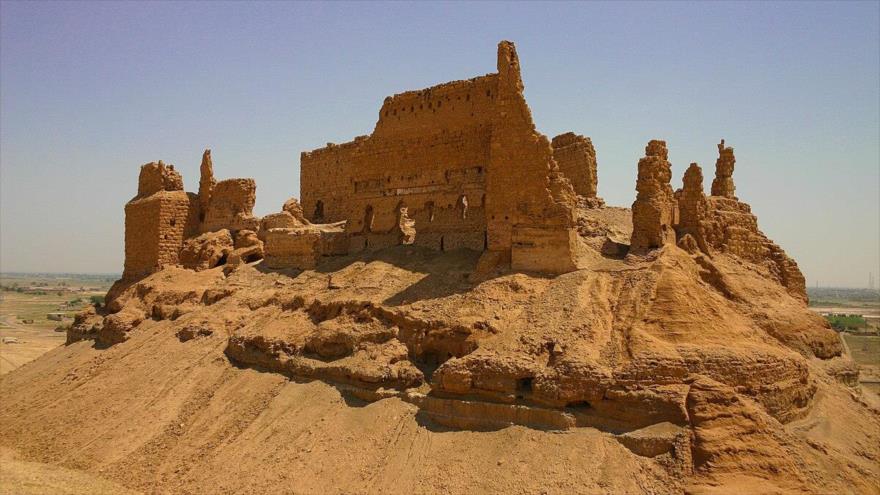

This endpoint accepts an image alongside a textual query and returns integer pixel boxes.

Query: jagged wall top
[137,161,184,198]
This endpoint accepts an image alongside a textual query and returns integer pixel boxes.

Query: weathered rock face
[551,132,604,208]
[630,140,676,252]
[710,139,736,199]
[179,229,234,271]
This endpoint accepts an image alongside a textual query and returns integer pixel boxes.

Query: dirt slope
[1,208,879,494]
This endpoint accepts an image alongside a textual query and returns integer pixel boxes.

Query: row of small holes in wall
[384,90,493,117]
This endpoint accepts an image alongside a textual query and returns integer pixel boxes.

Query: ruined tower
[630,140,676,252]
[122,161,197,281]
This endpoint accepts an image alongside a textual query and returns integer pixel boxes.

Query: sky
[1,1,878,287]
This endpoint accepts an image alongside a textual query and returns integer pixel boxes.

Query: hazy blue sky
[1,1,878,287]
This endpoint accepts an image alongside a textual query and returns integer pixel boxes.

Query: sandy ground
[0,447,140,495]
[0,315,66,375]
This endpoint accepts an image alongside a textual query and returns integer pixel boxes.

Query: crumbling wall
[137,160,184,197]
[300,76,493,253]
[630,140,676,252]
[484,41,579,274]
[201,178,258,233]
[122,162,197,281]
[300,41,579,273]
[552,132,603,208]
[264,225,347,270]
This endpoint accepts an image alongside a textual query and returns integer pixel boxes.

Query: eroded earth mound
[0,206,877,494]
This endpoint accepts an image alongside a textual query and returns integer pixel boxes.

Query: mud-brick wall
[551,133,598,199]
[300,75,499,251]
[123,191,195,280]
[202,178,256,233]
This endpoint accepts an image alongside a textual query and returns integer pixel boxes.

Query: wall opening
[363,205,375,233]
[425,201,435,222]
[314,200,325,222]
[516,377,533,399]
[457,195,469,219]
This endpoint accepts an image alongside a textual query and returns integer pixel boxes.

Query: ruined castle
[118,41,805,301]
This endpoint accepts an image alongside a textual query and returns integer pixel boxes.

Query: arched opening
[456,195,469,220]
[363,205,374,233]
[425,201,435,222]
[313,200,325,222]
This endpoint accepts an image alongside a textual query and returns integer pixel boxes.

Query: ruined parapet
[551,132,604,208]
[675,163,710,253]
[710,139,736,199]
[630,140,676,252]
[122,162,198,281]
[137,160,184,197]
[201,178,259,233]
